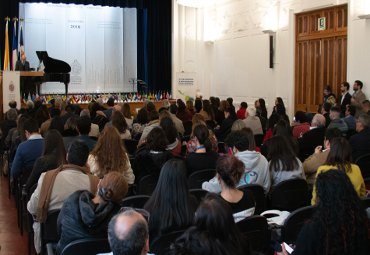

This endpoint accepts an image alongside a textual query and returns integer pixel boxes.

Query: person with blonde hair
[88,126,134,184]
[56,172,128,254]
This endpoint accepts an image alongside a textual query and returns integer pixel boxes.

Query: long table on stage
[20,71,44,77]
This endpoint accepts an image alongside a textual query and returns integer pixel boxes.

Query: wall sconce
[263,30,276,69]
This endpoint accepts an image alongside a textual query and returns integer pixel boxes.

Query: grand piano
[20,52,71,98]
[36,51,71,95]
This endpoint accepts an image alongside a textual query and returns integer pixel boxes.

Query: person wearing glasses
[56,172,128,254]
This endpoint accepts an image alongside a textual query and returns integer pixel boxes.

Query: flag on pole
[3,19,10,71]
[11,19,18,70]
[19,22,24,55]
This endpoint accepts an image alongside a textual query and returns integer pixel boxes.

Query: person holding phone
[277,170,369,255]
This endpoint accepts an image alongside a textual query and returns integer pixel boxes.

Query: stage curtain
[146,0,172,91]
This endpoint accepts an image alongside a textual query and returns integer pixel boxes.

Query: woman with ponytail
[56,172,128,254]
[185,124,219,175]
[216,155,255,222]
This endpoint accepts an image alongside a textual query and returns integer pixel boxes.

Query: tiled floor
[0,175,28,255]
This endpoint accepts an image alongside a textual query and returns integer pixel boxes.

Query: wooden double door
[295,4,347,113]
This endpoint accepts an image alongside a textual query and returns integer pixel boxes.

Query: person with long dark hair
[144,159,197,244]
[185,124,219,175]
[266,135,305,188]
[132,107,149,140]
[278,170,369,255]
[255,98,268,119]
[176,99,193,123]
[111,110,131,139]
[170,193,249,255]
[25,129,66,193]
[134,127,172,181]
[160,117,182,157]
[311,137,366,205]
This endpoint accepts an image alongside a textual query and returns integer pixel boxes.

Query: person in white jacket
[202,129,270,193]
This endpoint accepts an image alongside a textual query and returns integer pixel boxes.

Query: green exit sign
[318,17,326,31]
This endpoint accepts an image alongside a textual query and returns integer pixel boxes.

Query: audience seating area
[1,95,370,255]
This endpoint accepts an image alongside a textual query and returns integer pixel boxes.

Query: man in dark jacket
[349,114,370,161]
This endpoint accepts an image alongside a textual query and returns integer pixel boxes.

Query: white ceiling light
[177,0,213,8]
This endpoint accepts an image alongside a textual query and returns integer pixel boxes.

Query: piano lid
[36,51,71,73]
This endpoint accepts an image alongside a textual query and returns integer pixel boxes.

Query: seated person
[27,140,99,253]
[134,127,172,182]
[10,118,44,179]
[291,111,310,139]
[303,128,341,187]
[185,124,219,175]
[203,129,270,193]
[311,137,366,205]
[327,105,348,134]
[265,136,305,189]
[298,113,326,161]
[343,104,356,131]
[349,113,370,161]
[56,172,128,254]
[101,209,150,255]
[171,193,249,255]
[243,107,263,135]
[278,170,369,255]
[144,159,197,244]
[216,155,255,222]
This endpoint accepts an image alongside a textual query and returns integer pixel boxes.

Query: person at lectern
[15,51,30,71]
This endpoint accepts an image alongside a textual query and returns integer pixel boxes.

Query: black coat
[340,92,352,117]
[349,128,370,161]
[133,146,172,182]
[56,190,120,254]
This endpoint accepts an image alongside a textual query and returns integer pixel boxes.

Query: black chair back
[41,209,61,254]
[189,189,208,206]
[137,174,158,196]
[150,230,185,255]
[188,169,216,189]
[121,195,150,209]
[269,179,309,212]
[237,215,270,253]
[355,153,370,180]
[123,139,139,156]
[238,184,266,214]
[61,238,110,255]
[283,205,315,244]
